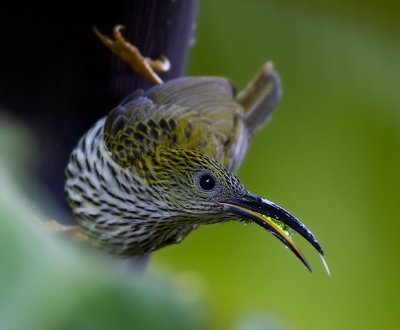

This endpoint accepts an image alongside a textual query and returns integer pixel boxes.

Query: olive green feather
[104,77,249,172]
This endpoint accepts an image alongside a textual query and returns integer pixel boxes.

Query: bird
[64,25,328,273]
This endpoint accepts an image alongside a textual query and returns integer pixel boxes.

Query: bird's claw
[45,220,89,242]
[93,25,170,85]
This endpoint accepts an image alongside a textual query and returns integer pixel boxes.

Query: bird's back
[104,77,250,172]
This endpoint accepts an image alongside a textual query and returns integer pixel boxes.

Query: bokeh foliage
[153,0,400,329]
[1,0,399,329]
[0,121,203,330]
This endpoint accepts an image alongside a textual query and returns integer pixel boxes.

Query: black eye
[199,173,216,191]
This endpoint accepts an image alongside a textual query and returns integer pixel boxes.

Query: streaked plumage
[65,75,264,256]
[64,26,328,272]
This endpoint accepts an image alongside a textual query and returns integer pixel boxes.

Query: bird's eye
[198,173,216,191]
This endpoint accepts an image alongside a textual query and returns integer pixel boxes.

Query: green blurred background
[1,0,399,329]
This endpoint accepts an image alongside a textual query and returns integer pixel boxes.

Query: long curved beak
[220,194,328,273]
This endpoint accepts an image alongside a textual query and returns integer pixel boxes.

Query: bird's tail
[237,62,281,134]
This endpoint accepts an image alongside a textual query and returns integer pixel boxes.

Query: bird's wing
[104,77,248,170]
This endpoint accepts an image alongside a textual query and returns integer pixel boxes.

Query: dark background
[0,0,196,212]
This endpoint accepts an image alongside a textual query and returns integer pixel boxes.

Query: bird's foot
[46,220,89,242]
[93,25,170,85]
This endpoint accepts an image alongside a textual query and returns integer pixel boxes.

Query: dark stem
[0,0,198,217]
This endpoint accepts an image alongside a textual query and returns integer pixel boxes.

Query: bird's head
[134,147,327,272]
